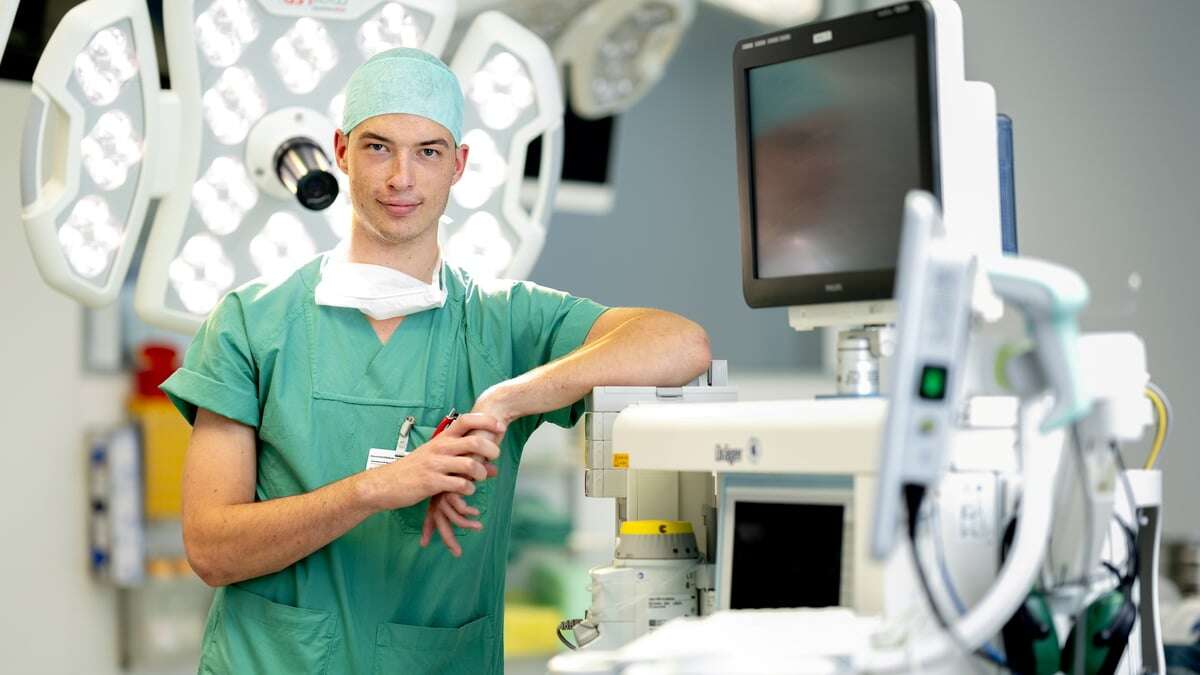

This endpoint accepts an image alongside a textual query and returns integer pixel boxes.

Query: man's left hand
[419,386,518,557]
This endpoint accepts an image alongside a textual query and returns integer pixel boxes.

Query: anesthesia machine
[551,2,1165,674]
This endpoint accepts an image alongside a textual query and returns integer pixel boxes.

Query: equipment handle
[987,256,1093,431]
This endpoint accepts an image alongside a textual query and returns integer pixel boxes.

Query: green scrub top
[161,256,607,674]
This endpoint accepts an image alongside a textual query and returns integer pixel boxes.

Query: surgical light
[271,18,339,95]
[442,12,564,281]
[168,235,235,315]
[358,3,428,58]
[469,51,535,130]
[194,0,260,68]
[446,211,514,280]
[556,0,695,119]
[250,212,317,284]
[140,0,457,333]
[59,196,123,279]
[454,128,509,210]
[191,156,258,236]
[21,0,173,307]
[593,4,674,108]
[24,0,563,333]
[81,110,144,192]
[73,26,139,106]
[202,66,267,145]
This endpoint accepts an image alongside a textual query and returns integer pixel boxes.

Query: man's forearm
[186,473,376,587]
[486,309,712,422]
[421,310,710,551]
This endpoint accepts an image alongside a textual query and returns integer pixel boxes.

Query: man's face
[334,113,469,246]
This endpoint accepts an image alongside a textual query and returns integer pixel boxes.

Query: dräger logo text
[715,443,743,465]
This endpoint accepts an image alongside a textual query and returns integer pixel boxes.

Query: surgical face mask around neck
[314,244,447,320]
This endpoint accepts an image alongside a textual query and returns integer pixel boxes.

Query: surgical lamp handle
[987,257,1093,431]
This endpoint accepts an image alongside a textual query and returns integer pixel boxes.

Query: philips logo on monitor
[813,30,833,44]
[825,283,844,292]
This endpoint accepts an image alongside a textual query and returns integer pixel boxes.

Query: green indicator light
[919,365,948,400]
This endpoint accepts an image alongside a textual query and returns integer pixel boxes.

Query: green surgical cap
[341,47,464,144]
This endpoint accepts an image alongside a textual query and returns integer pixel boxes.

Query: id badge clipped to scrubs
[365,416,416,470]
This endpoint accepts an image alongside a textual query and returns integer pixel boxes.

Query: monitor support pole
[835,325,895,397]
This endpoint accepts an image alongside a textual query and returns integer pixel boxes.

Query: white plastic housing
[20,0,174,307]
[444,11,563,280]
[614,398,887,475]
[1077,333,1152,443]
[587,558,699,650]
[871,191,977,560]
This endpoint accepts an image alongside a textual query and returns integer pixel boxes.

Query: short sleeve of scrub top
[478,280,607,430]
[162,294,260,428]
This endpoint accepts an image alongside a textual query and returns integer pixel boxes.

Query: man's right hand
[357,412,504,512]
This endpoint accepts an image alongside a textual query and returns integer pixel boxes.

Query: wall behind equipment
[0,80,128,674]
[528,6,826,372]
[959,0,1198,538]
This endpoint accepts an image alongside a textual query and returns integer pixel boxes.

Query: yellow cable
[1144,387,1167,469]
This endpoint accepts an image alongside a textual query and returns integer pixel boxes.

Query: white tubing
[865,397,1065,672]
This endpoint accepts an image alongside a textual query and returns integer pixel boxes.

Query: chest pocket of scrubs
[394,423,495,534]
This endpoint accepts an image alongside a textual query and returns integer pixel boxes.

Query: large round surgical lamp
[20,0,564,335]
[466,0,697,119]
[556,0,696,119]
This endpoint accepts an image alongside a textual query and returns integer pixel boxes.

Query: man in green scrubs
[162,48,711,674]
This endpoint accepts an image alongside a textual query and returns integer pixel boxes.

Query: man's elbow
[184,524,232,587]
[678,318,713,378]
[190,566,228,589]
[185,547,227,588]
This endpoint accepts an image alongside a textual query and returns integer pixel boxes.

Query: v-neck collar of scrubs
[300,255,463,407]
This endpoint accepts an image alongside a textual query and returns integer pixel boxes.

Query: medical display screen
[747,35,923,280]
[730,501,844,609]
